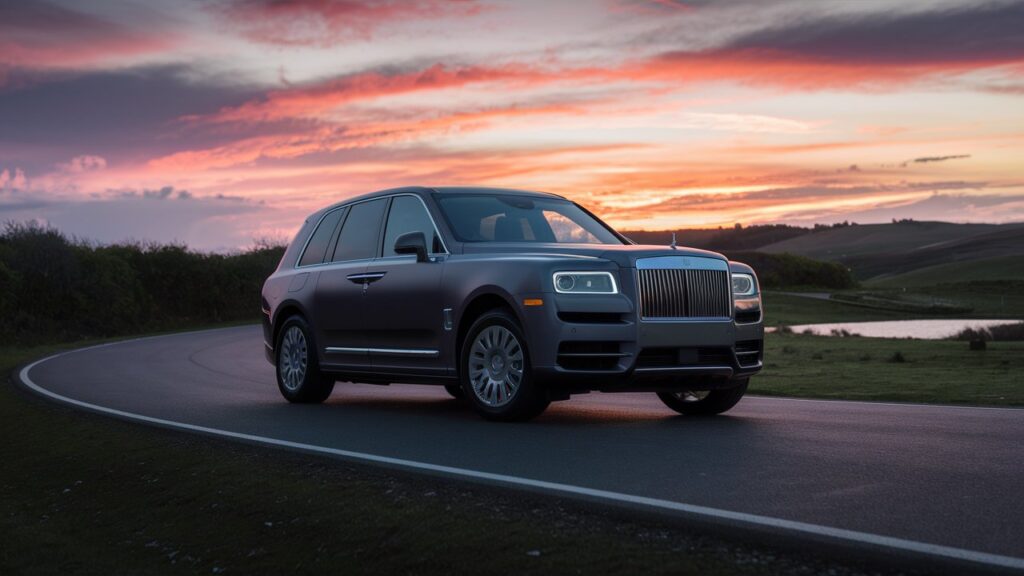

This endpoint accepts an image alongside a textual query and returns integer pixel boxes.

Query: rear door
[362,194,449,377]
[313,198,388,370]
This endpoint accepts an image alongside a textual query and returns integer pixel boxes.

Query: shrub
[0,222,285,345]
[950,323,1024,342]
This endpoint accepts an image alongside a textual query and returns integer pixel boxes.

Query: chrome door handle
[346,272,386,284]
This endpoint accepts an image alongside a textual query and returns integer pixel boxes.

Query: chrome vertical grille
[637,268,731,319]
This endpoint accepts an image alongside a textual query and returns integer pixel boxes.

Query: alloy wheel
[468,325,524,407]
[279,325,308,392]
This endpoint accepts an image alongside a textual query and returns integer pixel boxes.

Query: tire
[275,315,335,404]
[657,378,748,415]
[460,309,549,421]
[443,383,465,400]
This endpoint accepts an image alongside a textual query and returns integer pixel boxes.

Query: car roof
[307,186,567,221]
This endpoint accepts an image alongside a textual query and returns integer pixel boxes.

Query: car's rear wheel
[657,378,748,415]
[460,310,549,421]
[276,316,334,403]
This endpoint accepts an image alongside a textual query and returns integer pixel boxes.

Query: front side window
[297,208,345,266]
[382,196,445,256]
[332,198,387,262]
[436,194,622,244]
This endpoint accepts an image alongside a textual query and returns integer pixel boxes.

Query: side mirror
[394,231,428,262]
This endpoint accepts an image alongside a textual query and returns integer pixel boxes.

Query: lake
[782,319,1024,339]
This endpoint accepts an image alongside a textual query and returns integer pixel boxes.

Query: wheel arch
[454,288,524,377]
[271,300,310,354]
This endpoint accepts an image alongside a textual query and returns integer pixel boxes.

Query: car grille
[637,268,731,319]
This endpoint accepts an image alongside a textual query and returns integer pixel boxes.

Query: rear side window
[297,208,344,266]
[382,195,445,256]
[332,198,387,262]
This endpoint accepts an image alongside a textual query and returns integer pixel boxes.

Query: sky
[1,0,1023,250]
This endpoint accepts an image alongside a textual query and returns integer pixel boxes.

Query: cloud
[59,155,107,173]
[0,168,27,191]
[0,1,178,74]
[0,186,270,250]
[218,0,483,47]
[911,154,971,164]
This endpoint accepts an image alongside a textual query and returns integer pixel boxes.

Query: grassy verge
[752,333,1024,405]
[2,342,913,576]
[761,292,922,326]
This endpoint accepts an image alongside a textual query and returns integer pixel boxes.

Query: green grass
[867,255,1024,287]
[761,292,923,327]
[2,342,904,576]
[752,333,1024,405]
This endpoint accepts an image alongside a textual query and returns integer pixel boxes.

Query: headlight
[553,271,618,294]
[731,273,757,297]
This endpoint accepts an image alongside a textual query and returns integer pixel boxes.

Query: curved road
[18,326,1024,571]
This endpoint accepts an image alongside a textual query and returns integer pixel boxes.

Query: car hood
[459,243,727,268]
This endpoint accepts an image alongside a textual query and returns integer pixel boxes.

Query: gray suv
[262,187,763,421]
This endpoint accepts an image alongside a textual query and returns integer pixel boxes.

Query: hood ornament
[670,232,677,250]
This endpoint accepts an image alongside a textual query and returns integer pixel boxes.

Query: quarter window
[298,208,344,266]
[332,198,387,262]
[383,196,444,256]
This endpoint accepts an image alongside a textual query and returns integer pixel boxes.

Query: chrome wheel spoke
[467,324,524,408]
[279,326,308,392]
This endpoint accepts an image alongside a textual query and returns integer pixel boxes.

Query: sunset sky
[2,0,1023,250]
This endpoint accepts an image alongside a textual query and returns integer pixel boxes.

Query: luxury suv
[262,187,763,421]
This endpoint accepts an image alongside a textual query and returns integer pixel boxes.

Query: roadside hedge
[0,223,284,345]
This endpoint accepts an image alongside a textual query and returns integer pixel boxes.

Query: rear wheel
[460,310,549,421]
[657,378,748,415]
[276,316,334,403]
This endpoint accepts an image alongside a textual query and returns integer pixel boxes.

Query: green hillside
[868,254,1024,287]
[758,221,1010,260]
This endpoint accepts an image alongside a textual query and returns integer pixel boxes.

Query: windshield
[435,194,623,244]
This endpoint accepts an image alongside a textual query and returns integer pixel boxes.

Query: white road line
[15,338,1024,572]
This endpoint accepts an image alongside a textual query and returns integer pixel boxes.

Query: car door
[362,194,448,377]
[313,198,388,370]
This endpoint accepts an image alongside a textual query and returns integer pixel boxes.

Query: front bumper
[519,291,763,392]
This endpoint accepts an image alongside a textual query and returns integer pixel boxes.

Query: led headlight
[731,273,757,297]
[553,271,618,294]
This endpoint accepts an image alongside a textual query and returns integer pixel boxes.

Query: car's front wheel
[460,310,549,421]
[657,378,748,415]
[276,315,335,403]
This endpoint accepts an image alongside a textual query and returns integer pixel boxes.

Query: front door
[362,195,449,377]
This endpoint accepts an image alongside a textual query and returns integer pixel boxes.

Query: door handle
[346,272,386,284]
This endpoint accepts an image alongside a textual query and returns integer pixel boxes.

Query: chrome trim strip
[633,365,734,374]
[635,256,729,271]
[325,347,440,358]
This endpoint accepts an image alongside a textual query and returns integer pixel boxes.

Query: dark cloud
[912,154,971,164]
[0,188,268,250]
[0,66,262,173]
[721,2,1024,65]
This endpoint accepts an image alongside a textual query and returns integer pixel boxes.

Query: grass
[2,342,909,576]
[752,332,1024,405]
[761,292,922,327]
[867,255,1024,287]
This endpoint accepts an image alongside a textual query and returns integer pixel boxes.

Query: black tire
[275,315,335,404]
[460,309,549,422]
[657,378,748,415]
[444,383,465,400]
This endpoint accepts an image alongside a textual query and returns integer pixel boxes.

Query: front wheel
[276,316,335,404]
[657,378,748,415]
[460,310,549,421]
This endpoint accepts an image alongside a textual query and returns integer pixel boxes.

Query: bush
[951,323,1024,342]
[723,251,856,290]
[0,222,285,345]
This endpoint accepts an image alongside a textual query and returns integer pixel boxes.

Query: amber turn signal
[523,298,544,307]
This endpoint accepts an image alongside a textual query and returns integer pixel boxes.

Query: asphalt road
[19,325,1024,570]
